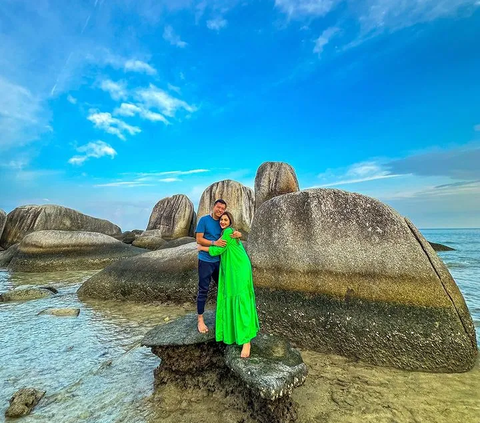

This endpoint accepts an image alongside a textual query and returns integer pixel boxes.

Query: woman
[197,211,259,358]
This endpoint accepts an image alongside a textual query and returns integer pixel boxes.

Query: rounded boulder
[254,162,299,210]
[248,189,477,372]
[197,180,254,235]
[0,204,121,249]
[147,194,195,240]
[8,230,144,272]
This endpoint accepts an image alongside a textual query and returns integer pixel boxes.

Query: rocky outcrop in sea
[8,230,144,272]
[0,204,121,249]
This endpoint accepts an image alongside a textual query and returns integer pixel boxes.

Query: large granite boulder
[197,180,254,235]
[0,243,19,268]
[0,209,6,241]
[8,230,144,272]
[248,189,477,372]
[132,230,167,250]
[77,242,204,303]
[0,204,121,249]
[254,162,299,210]
[147,194,195,240]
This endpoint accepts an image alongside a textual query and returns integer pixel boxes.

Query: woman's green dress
[209,227,260,345]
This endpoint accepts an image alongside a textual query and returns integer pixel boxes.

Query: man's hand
[231,230,242,239]
[214,239,227,247]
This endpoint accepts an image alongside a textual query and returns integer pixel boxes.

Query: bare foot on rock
[197,315,209,333]
[240,342,251,358]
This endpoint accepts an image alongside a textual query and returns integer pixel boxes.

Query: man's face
[213,202,226,218]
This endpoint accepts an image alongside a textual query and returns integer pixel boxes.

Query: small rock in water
[5,387,45,418]
[38,308,80,317]
[0,287,55,302]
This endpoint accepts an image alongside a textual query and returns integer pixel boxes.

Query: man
[195,199,240,333]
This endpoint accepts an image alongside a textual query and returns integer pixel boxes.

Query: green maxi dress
[209,227,260,345]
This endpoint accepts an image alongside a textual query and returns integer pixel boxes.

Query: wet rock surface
[38,308,81,317]
[429,241,455,251]
[142,312,307,423]
[224,333,308,400]
[5,387,45,418]
[0,286,57,302]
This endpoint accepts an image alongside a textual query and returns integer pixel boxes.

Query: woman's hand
[197,244,208,252]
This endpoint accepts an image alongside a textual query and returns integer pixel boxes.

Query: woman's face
[219,214,231,229]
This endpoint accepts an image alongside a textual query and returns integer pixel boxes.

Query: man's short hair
[214,199,227,207]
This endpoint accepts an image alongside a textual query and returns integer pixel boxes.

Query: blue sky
[1,0,480,230]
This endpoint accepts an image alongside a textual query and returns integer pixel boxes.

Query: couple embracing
[195,199,259,358]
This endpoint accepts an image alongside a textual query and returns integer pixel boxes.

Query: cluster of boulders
[142,311,308,423]
[2,161,478,373]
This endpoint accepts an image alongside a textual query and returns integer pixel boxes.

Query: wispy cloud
[313,27,340,56]
[135,84,196,117]
[95,169,209,188]
[474,124,480,131]
[124,59,157,75]
[114,103,169,124]
[69,140,117,165]
[0,76,50,150]
[275,0,340,19]
[67,94,77,104]
[100,79,128,101]
[163,25,188,48]
[94,181,154,188]
[87,110,141,140]
[207,17,228,31]
[316,161,402,187]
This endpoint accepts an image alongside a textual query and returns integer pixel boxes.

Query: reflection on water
[1,270,479,422]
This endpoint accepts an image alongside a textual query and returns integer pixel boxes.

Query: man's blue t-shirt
[196,214,222,263]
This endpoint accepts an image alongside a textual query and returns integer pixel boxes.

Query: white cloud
[114,103,170,124]
[100,79,128,101]
[313,26,340,56]
[68,140,117,165]
[275,0,340,18]
[87,110,141,140]
[163,25,188,48]
[135,84,196,117]
[474,124,480,131]
[207,17,228,31]
[124,60,157,75]
[0,76,50,150]
[67,94,77,104]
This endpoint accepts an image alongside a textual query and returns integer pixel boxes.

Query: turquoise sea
[421,228,480,346]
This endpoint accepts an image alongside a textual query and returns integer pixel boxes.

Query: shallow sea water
[0,228,479,422]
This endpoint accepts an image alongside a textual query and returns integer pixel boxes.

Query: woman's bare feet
[240,342,251,358]
[197,315,209,333]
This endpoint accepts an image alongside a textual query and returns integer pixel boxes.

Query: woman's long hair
[220,211,239,243]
